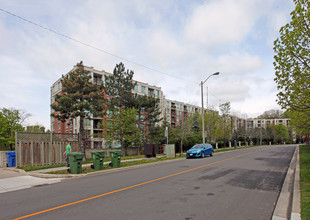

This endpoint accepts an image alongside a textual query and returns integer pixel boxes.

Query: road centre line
[14,148,264,220]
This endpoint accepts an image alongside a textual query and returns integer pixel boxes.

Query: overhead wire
[0,7,227,106]
[0,7,196,84]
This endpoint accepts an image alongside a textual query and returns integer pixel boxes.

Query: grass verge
[46,156,184,174]
[300,145,310,219]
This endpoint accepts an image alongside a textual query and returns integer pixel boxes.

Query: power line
[0,8,196,84]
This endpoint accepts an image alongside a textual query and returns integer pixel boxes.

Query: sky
[0,0,295,129]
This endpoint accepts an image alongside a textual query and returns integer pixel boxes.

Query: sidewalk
[0,167,63,193]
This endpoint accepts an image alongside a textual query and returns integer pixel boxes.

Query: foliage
[176,114,196,154]
[0,108,29,149]
[133,95,162,144]
[257,109,284,119]
[287,110,310,135]
[103,63,162,150]
[219,102,231,145]
[273,125,289,143]
[26,125,45,133]
[103,62,136,150]
[205,109,220,142]
[119,107,141,154]
[51,61,105,154]
[274,0,310,114]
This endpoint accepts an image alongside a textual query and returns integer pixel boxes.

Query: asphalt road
[0,145,296,220]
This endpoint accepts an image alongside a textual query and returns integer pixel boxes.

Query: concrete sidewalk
[0,167,63,193]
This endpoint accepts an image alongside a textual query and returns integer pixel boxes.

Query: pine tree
[51,61,105,154]
[103,62,136,151]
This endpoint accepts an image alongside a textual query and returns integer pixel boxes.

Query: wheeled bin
[68,152,84,174]
[6,151,16,167]
[109,150,122,168]
[91,151,105,170]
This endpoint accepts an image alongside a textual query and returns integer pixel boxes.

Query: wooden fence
[15,132,79,167]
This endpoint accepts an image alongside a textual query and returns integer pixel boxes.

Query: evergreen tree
[103,62,136,151]
[51,61,105,154]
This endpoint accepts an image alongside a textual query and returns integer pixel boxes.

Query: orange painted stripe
[13,148,264,220]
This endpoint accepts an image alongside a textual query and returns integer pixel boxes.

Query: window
[85,119,91,127]
[134,84,138,91]
[176,104,179,109]
[141,86,146,93]
[156,90,159,97]
[166,101,170,107]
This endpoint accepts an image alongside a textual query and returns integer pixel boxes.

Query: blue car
[186,143,214,158]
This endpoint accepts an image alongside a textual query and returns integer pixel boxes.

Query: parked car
[186,143,214,158]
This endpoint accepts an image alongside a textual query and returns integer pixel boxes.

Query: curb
[272,145,301,220]
[3,167,26,174]
[291,146,301,220]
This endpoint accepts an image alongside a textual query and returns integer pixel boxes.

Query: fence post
[30,141,34,166]
[41,142,44,166]
[49,133,53,165]
[15,131,19,167]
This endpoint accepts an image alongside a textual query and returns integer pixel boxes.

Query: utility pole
[200,72,220,144]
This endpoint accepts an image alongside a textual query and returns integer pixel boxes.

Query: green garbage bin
[91,151,105,170]
[109,150,122,168]
[68,152,84,174]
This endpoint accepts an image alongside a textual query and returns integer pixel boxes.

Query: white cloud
[184,0,261,46]
[0,0,295,128]
[215,52,263,75]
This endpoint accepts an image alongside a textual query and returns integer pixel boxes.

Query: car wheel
[210,150,213,157]
[201,152,205,158]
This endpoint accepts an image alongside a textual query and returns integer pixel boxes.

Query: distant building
[246,118,290,130]
[164,99,201,128]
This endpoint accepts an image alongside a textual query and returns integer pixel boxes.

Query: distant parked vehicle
[186,143,214,158]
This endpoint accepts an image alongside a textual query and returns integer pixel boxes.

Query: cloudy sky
[0,0,295,129]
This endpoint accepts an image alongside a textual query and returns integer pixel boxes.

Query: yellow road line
[14,148,263,220]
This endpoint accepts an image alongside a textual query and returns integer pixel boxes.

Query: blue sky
[0,0,295,129]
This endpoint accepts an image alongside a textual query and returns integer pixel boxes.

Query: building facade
[51,64,201,148]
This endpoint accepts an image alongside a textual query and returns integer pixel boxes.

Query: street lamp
[201,72,220,143]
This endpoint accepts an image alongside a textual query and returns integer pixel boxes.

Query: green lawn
[300,145,310,219]
[47,156,184,174]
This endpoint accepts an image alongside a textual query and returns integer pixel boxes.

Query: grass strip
[46,156,184,174]
[300,145,310,219]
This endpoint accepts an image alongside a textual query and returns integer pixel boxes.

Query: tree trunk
[79,116,86,158]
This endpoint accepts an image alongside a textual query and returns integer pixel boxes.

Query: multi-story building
[164,99,201,128]
[246,118,290,130]
[231,116,290,133]
[51,64,199,148]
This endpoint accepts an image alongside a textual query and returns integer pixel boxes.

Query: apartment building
[246,118,290,129]
[50,64,181,148]
[164,99,202,128]
[231,116,291,132]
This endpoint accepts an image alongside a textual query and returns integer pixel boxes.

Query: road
[0,145,296,220]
